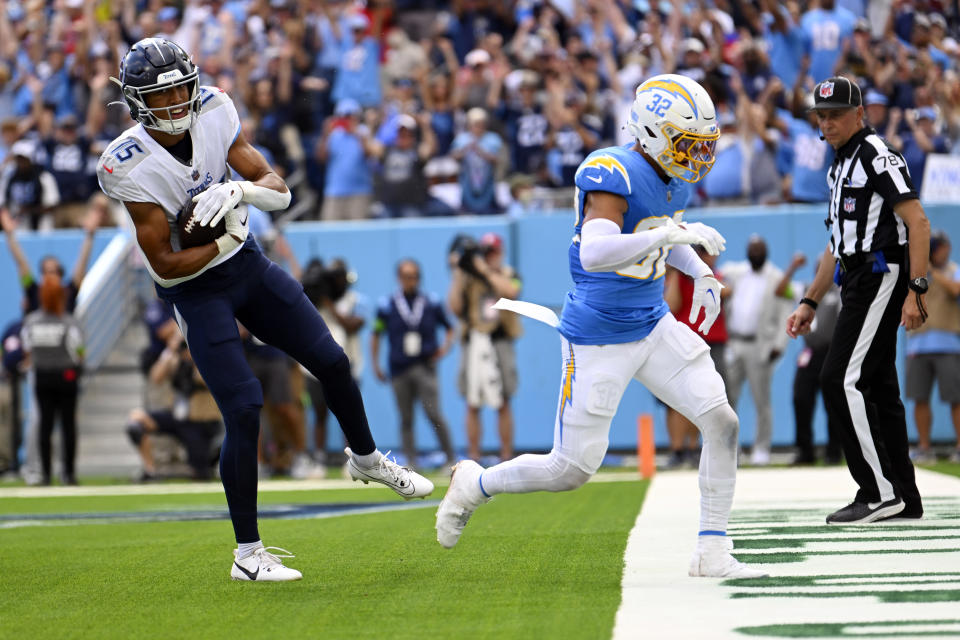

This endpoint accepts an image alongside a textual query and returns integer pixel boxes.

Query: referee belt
[837,247,904,273]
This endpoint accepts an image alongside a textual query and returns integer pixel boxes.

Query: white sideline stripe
[842,264,899,502]
[0,470,641,499]
[612,468,960,640]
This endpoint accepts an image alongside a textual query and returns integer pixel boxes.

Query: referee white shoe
[231,547,302,582]
[689,536,768,579]
[436,460,490,548]
[345,448,434,499]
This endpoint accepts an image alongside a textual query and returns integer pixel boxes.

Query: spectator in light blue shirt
[760,0,804,89]
[893,107,950,194]
[776,99,834,203]
[331,13,382,109]
[801,0,856,85]
[451,108,503,215]
[316,99,374,221]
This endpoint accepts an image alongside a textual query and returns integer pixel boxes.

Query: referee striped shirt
[826,126,918,258]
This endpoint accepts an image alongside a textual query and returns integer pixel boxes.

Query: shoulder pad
[97,135,152,199]
[198,86,235,116]
[575,150,632,197]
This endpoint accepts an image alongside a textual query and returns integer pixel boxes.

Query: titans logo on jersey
[559,144,693,345]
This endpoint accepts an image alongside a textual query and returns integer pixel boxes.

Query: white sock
[237,540,263,559]
[353,450,381,468]
[695,405,738,533]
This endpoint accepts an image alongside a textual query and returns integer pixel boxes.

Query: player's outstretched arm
[125,200,221,281]
[193,130,292,228]
[579,192,721,273]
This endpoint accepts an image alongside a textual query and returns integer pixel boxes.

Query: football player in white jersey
[436,74,767,579]
[98,38,434,582]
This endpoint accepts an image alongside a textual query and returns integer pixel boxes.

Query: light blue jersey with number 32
[559,143,692,345]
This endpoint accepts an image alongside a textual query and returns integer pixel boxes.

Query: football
[177,197,226,250]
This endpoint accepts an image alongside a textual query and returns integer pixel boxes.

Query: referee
[786,76,930,524]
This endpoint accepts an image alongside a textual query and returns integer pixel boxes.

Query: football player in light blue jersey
[436,74,768,579]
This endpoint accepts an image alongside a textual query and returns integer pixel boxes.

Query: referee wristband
[800,297,819,310]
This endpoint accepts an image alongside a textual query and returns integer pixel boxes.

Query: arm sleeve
[579,217,671,272]
[665,245,712,279]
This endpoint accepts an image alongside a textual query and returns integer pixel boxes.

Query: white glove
[193,181,245,227]
[214,206,249,255]
[675,221,726,256]
[660,219,722,256]
[689,275,724,335]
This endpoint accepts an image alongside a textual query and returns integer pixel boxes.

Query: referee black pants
[819,263,922,514]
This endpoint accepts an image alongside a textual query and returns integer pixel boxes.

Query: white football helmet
[627,74,720,183]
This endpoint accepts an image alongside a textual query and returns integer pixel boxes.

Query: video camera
[302,258,350,305]
[448,233,485,279]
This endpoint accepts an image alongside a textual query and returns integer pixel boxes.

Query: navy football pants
[165,246,375,543]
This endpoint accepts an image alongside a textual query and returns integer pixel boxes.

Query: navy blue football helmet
[116,38,200,134]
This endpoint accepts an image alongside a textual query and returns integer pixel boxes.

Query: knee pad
[696,404,739,450]
[546,451,592,492]
[125,421,144,446]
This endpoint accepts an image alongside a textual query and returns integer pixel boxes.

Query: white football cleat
[689,536,768,579]
[231,546,302,582]
[436,460,490,548]
[344,448,434,499]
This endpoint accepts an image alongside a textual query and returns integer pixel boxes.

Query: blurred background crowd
[2,0,960,228]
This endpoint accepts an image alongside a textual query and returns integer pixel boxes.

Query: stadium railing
[75,233,137,371]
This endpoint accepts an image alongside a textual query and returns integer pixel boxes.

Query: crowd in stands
[2,0,960,226]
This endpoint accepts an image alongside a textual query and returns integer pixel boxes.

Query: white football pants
[481,313,740,533]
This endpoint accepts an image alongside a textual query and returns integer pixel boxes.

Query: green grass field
[1,479,648,640]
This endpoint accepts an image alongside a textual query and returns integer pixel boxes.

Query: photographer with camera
[125,332,221,482]
[301,258,368,468]
[447,232,522,462]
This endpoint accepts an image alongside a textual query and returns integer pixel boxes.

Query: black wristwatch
[908,277,929,294]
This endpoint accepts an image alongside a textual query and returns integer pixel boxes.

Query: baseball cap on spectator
[929,13,947,30]
[465,49,491,67]
[6,2,24,22]
[157,6,179,22]
[348,13,370,31]
[681,38,705,54]
[810,77,862,110]
[479,232,503,254]
[931,229,950,252]
[916,106,937,121]
[56,113,79,129]
[633,0,673,15]
[65,0,83,8]
[912,14,931,30]
[466,107,488,124]
[854,18,870,33]
[11,139,35,159]
[396,114,417,131]
[864,89,888,107]
[334,98,361,116]
[718,110,737,128]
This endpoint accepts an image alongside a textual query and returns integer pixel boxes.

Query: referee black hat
[810,76,862,110]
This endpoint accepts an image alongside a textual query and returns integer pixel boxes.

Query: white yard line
[613,468,960,640]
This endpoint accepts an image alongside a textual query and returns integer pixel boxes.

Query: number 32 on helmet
[627,74,720,183]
